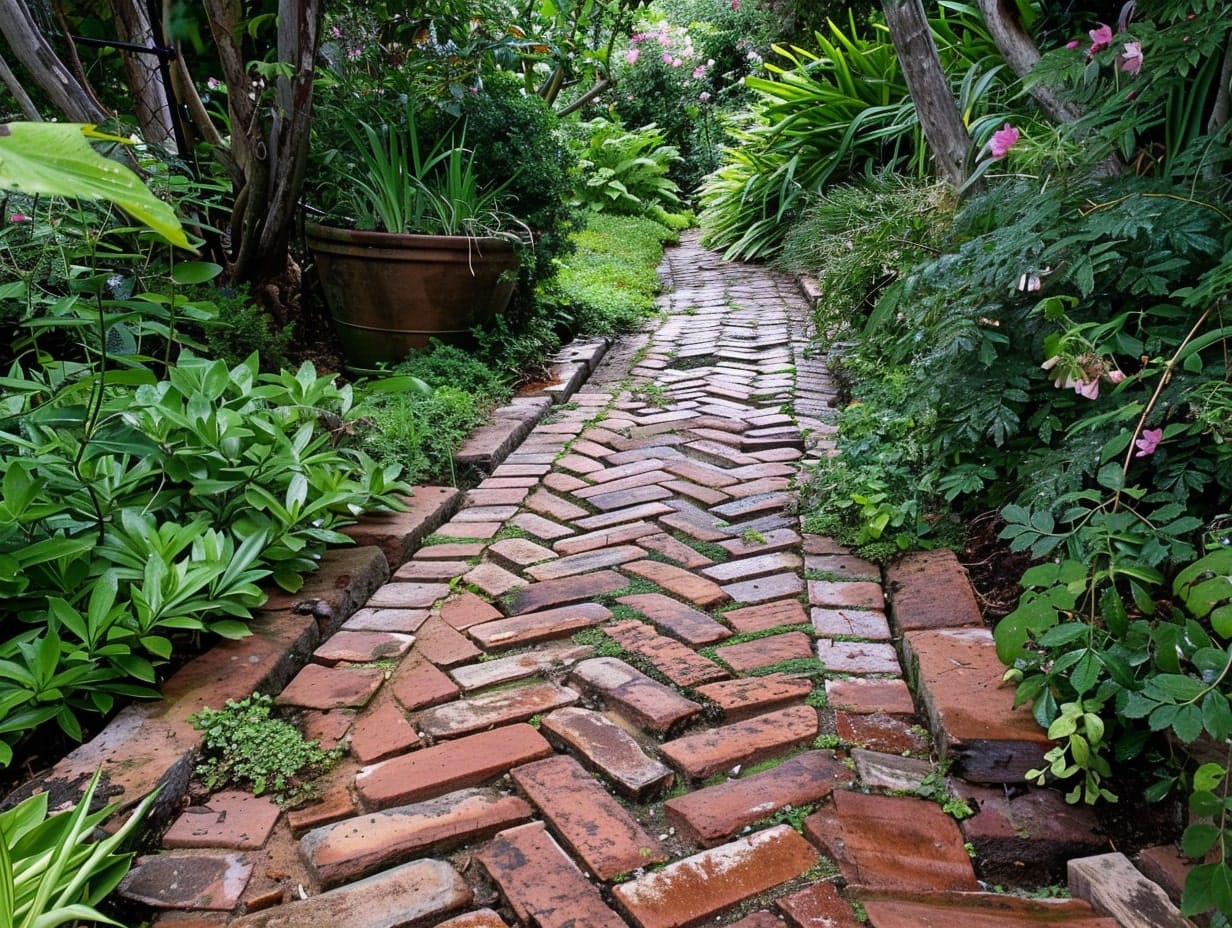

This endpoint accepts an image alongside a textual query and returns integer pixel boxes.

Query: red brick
[662,479,731,506]
[493,463,551,477]
[619,592,731,646]
[415,541,486,560]
[885,548,983,631]
[468,602,611,649]
[465,487,531,506]
[776,882,861,928]
[477,822,626,928]
[684,438,760,468]
[835,711,930,755]
[665,751,852,847]
[802,535,848,555]
[574,501,676,530]
[449,643,592,692]
[355,724,553,810]
[525,488,589,521]
[389,653,460,711]
[392,559,471,581]
[860,893,1118,927]
[662,458,739,487]
[286,784,355,836]
[539,706,674,799]
[342,607,428,634]
[301,709,353,751]
[661,705,819,781]
[463,562,526,597]
[436,519,503,539]
[507,570,627,614]
[525,544,646,581]
[808,579,885,611]
[556,453,605,475]
[810,607,891,640]
[275,664,385,710]
[702,551,802,583]
[825,678,915,715]
[724,599,809,633]
[512,755,666,880]
[436,910,510,928]
[605,621,729,688]
[438,591,502,630]
[715,631,814,672]
[805,553,880,580]
[228,859,471,927]
[723,572,805,605]
[815,639,902,675]
[416,681,578,739]
[659,503,735,542]
[569,656,702,734]
[803,791,978,893]
[300,788,532,887]
[712,493,791,522]
[612,825,817,928]
[553,521,660,555]
[624,559,730,608]
[348,698,420,765]
[543,472,588,493]
[342,487,459,570]
[573,469,673,499]
[586,483,674,511]
[486,537,557,570]
[695,674,813,720]
[411,616,483,668]
[725,477,792,499]
[312,630,414,666]
[509,511,573,540]
[728,915,782,928]
[163,791,280,850]
[365,581,452,610]
[635,531,715,568]
[120,852,253,911]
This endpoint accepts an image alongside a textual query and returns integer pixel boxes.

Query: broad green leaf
[170,261,222,285]
[0,123,190,249]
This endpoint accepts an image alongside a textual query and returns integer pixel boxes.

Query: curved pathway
[116,234,1179,927]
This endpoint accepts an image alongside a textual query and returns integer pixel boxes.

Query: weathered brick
[553,521,660,555]
[511,755,666,880]
[635,531,715,568]
[525,488,590,521]
[389,653,460,711]
[569,656,702,733]
[506,571,627,614]
[286,784,355,836]
[393,560,472,582]
[312,630,414,666]
[468,602,611,649]
[119,853,253,911]
[342,607,429,634]
[355,724,553,810]
[525,544,646,581]
[365,582,452,610]
[723,598,809,633]
[509,511,573,540]
[347,698,420,765]
[435,910,510,928]
[163,792,280,851]
[486,537,558,570]
[715,631,814,672]
[660,705,819,781]
[810,607,892,640]
[825,678,915,715]
[416,681,578,740]
[775,882,861,928]
[665,751,852,847]
[885,548,983,632]
[835,711,930,755]
[860,894,1117,928]
[574,501,676,530]
[808,580,885,611]
[438,591,502,631]
[816,639,902,675]
[477,822,626,928]
[722,572,805,605]
[623,559,730,608]
[410,616,483,668]
[300,788,532,887]
[463,562,527,598]
[612,825,817,928]
[539,706,674,799]
[702,551,802,583]
[618,592,731,646]
[448,643,592,692]
[276,664,385,710]
[694,673,813,721]
[604,621,729,688]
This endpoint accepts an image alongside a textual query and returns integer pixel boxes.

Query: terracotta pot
[306,223,520,368]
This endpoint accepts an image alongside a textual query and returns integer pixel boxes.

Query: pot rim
[305,221,521,251]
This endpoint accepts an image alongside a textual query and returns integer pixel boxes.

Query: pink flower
[662,52,673,64]
[731,0,740,8]
[207,77,221,90]
[1134,427,1163,457]
[9,213,29,223]
[1120,41,1143,75]
[626,49,640,64]
[699,91,712,103]
[693,65,707,79]
[989,123,1020,159]
[1106,369,1126,385]
[1066,39,1081,49]
[1089,23,1113,53]
[1070,377,1100,400]
[330,25,341,38]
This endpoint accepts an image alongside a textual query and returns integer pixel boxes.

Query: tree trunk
[0,50,42,120]
[112,0,176,146]
[976,0,1081,123]
[882,0,971,187]
[0,0,107,122]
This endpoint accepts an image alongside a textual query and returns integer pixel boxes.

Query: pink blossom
[1089,23,1113,53]
[1066,39,1081,49]
[626,48,640,64]
[1070,377,1100,400]
[662,52,673,64]
[989,123,1020,159]
[731,0,740,8]
[9,213,29,223]
[330,25,341,38]
[347,47,362,60]
[699,91,712,103]
[693,65,707,79]
[1134,427,1163,457]
[1120,41,1143,75]
[207,77,221,90]
[1106,369,1126,385]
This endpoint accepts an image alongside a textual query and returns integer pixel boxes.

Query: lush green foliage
[0,768,154,927]
[568,118,685,223]
[190,693,342,804]
[549,213,677,334]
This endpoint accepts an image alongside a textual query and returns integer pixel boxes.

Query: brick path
[108,234,1188,927]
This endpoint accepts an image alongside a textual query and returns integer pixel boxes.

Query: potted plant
[306,103,526,368]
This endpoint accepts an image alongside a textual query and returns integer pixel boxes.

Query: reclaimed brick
[849,748,934,793]
[486,538,558,570]
[509,511,573,540]
[574,502,676,531]
[312,631,414,666]
[569,656,702,733]
[573,469,674,499]
[506,571,626,614]
[661,705,819,781]
[342,607,429,634]
[300,788,532,887]
[347,698,420,765]
[635,531,715,568]
[539,706,674,799]
[715,631,814,672]
[816,639,902,675]
[612,825,817,928]
[665,751,852,847]
[810,608,892,640]
[835,712,929,755]
[623,559,730,608]
[393,560,472,582]
[618,592,731,645]
[449,643,592,692]
[163,792,280,851]
[553,521,660,555]
[410,616,483,668]
[805,553,880,580]
[119,852,253,911]
[525,488,590,521]
[723,598,809,633]
[860,894,1117,928]
[525,544,646,581]
[438,591,502,631]
[416,681,578,739]
[702,551,802,583]
[436,911,510,928]
[776,882,861,928]
[355,724,553,810]
[723,572,804,605]
[694,673,813,721]
[885,548,983,632]
[365,582,452,610]
[477,822,626,928]
[604,621,729,688]
[286,784,355,837]
[463,562,527,598]
[276,664,384,711]
[825,678,915,716]
[389,653,460,711]
[808,580,884,611]
[468,602,611,649]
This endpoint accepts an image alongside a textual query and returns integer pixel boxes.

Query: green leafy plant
[0,768,155,928]
[189,693,342,804]
[569,118,685,221]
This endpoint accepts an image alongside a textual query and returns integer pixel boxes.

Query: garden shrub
[568,117,686,220]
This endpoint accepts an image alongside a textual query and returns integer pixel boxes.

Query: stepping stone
[468,603,611,649]
[723,598,809,633]
[803,791,978,893]
[723,572,804,605]
[449,643,592,692]
[660,705,819,781]
[618,592,731,645]
[342,607,429,634]
[569,656,702,734]
[511,755,667,880]
[312,630,414,666]
[665,751,852,847]
[861,893,1118,927]
[506,571,626,614]
[300,788,532,887]
[525,544,646,581]
[276,664,385,710]
[355,724,553,810]
[885,548,983,631]
[229,859,471,927]
[477,822,627,928]
[701,551,802,583]
[623,559,729,608]
[694,673,814,721]
[119,852,253,911]
[604,621,728,688]
[539,706,674,799]
[715,630,814,672]
[612,825,817,928]
[164,791,281,850]
[416,681,579,739]
[903,628,1050,783]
